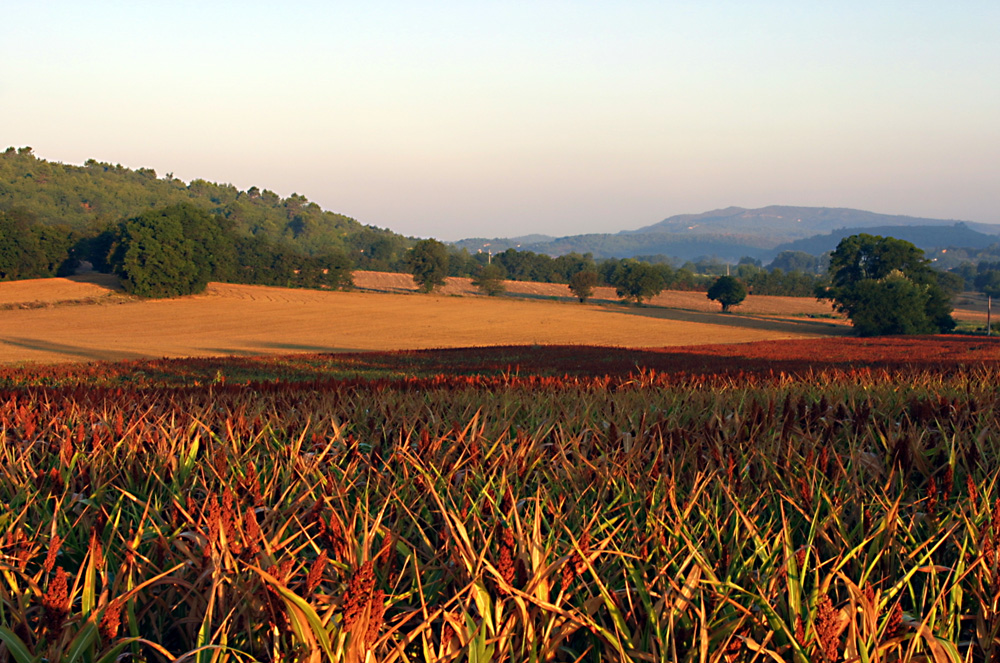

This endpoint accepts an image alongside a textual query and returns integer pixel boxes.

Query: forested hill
[0,147,411,264]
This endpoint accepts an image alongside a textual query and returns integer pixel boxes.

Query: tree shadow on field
[595,302,852,337]
[0,337,145,363]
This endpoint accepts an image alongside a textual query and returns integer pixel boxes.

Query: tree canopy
[106,203,353,298]
[408,239,450,293]
[568,269,599,303]
[608,260,665,304]
[820,234,955,336]
[0,209,77,280]
[109,204,235,297]
[768,250,822,274]
[707,276,747,312]
[471,263,506,296]
[972,262,1000,299]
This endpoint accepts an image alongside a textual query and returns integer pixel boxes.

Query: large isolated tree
[707,275,747,312]
[407,239,450,293]
[819,233,955,336]
[568,269,599,303]
[610,260,665,304]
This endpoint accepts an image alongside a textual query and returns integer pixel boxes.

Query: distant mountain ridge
[775,223,1000,256]
[629,205,996,238]
[453,206,1000,262]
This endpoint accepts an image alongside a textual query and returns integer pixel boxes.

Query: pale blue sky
[4,1,998,239]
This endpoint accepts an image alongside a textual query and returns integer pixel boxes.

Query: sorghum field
[2,337,1000,662]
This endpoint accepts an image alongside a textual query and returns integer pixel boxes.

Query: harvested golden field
[0,273,847,364]
[0,272,120,307]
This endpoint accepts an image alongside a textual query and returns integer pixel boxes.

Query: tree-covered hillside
[0,146,412,265]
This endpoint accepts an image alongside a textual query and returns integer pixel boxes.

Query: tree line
[408,238,749,308]
[110,205,354,297]
[0,209,80,280]
[412,234,965,338]
[440,246,828,297]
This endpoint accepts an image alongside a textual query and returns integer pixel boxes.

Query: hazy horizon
[4,2,998,241]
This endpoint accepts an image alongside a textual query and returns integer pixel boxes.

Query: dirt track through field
[0,274,851,364]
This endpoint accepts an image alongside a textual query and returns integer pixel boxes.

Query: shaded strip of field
[0,337,146,362]
[594,301,847,336]
[2,336,997,388]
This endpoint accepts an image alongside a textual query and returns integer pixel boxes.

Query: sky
[3,1,999,240]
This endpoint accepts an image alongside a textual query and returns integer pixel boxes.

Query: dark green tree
[0,211,45,280]
[109,204,234,298]
[736,262,763,281]
[31,224,79,276]
[610,260,665,304]
[707,275,747,312]
[847,272,939,336]
[471,263,506,296]
[819,234,955,336]
[568,269,599,303]
[408,239,450,293]
[552,253,596,282]
[768,250,820,274]
[746,268,821,297]
[313,250,355,290]
[936,271,965,298]
[0,209,82,280]
[974,268,1000,298]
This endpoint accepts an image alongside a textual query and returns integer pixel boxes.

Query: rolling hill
[0,147,413,267]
